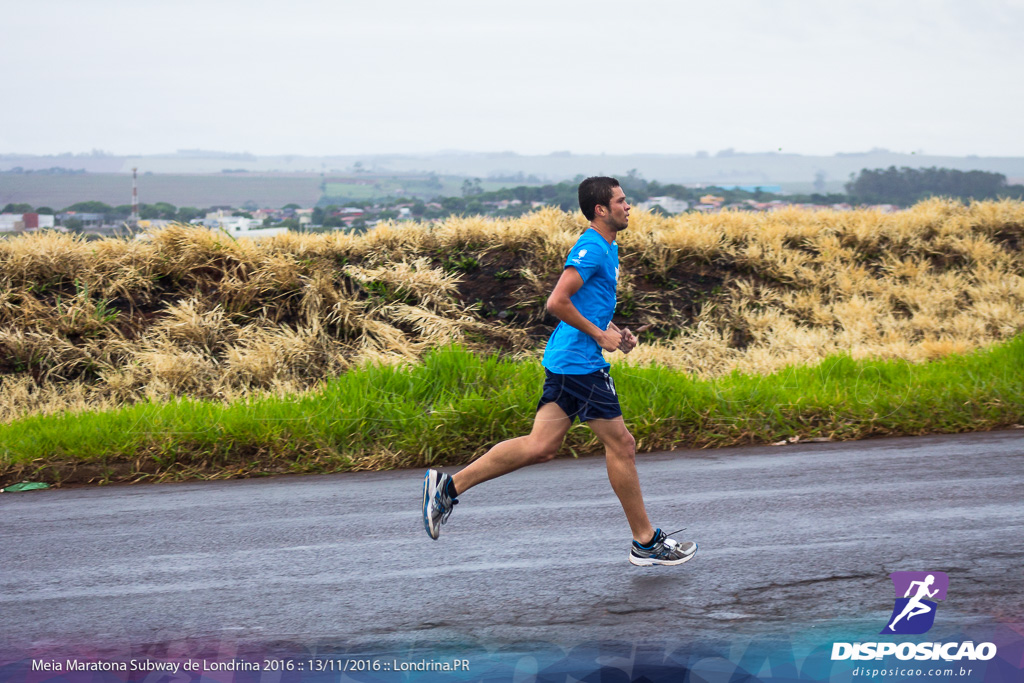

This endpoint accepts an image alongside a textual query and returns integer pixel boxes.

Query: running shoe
[422,469,458,540]
[629,528,697,566]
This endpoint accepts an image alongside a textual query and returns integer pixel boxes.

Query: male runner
[422,176,697,567]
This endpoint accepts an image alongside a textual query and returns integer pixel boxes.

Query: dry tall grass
[2,200,1022,422]
[619,199,1024,375]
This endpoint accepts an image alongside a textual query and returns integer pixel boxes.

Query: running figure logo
[881,571,949,635]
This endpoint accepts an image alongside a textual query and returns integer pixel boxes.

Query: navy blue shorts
[537,368,622,423]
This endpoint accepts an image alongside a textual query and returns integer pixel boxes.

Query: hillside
[3,199,1023,416]
[1,200,1023,485]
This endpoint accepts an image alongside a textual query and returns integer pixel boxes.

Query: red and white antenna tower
[130,167,140,227]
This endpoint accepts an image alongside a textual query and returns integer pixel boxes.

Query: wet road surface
[1,430,1022,658]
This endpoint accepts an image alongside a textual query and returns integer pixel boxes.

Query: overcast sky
[4,0,1023,158]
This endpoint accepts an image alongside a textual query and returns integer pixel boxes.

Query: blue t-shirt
[542,228,619,374]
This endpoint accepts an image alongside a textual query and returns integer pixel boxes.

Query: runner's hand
[599,324,624,353]
[618,324,650,354]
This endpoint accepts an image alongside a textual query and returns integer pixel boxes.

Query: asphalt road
[1,430,1022,666]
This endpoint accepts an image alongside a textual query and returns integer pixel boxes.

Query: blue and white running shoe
[422,469,458,540]
[629,528,697,566]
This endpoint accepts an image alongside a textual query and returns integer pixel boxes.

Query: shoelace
[436,493,458,524]
[653,528,688,557]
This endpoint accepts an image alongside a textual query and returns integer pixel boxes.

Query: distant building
[23,213,54,229]
[58,212,105,228]
[1,213,57,232]
[0,213,24,232]
[638,196,689,214]
[188,210,288,239]
[699,195,725,208]
[202,210,258,232]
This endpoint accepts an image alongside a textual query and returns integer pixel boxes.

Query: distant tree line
[2,200,208,223]
[443,179,580,212]
[447,166,1024,211]
[845,167,1024,205]
[3,203,50,214]
[452,173,842,210]
[1,167,86,175]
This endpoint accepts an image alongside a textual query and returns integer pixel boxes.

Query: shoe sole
[422,469,440,540]
[629,542,698,567]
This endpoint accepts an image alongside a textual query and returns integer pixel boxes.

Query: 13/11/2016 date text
[301,659,471,673]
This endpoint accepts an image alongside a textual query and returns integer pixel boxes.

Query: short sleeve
[564,237,607,283]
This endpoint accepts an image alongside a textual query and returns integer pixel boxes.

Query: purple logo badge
[881,571,949,635]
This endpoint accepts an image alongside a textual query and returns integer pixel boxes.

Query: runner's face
[603,186,630,231]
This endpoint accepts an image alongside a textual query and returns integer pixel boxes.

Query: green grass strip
[1,334,1022,484]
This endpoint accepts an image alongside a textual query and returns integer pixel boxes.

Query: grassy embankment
[1,339,1023,485]
[2,200,1023,485]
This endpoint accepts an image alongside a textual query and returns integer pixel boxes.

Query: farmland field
[1,171,541,210]
[322,175,534,202]
[0,173,323,209]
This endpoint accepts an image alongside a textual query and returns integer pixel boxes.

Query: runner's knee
[606,431,636,460]
[529,437,560,464]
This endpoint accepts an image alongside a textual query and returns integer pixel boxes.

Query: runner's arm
[546,267,622,352]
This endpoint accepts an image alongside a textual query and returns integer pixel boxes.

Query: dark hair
[578,176,620,222]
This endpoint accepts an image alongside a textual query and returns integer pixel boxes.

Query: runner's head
[578,176,621,222]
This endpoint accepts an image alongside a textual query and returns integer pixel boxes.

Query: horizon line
[3,149,1020,160]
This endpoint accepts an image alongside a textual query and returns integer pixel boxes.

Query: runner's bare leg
[452,402,572,494]
[587,416,655,544]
